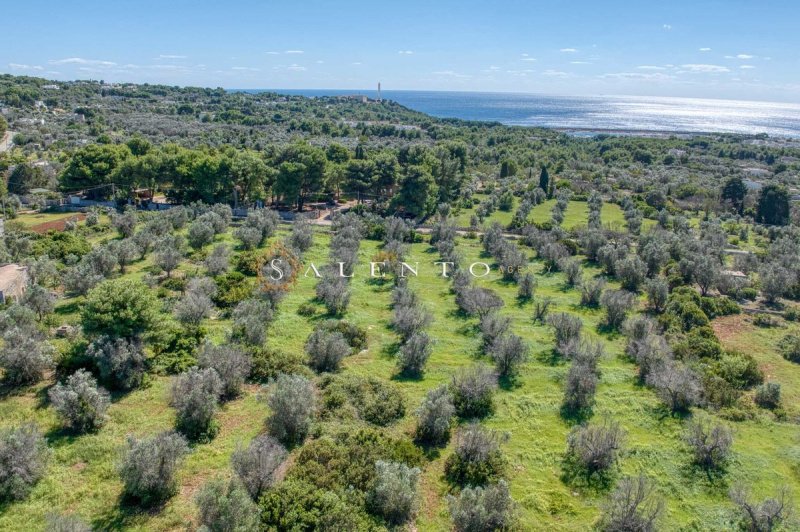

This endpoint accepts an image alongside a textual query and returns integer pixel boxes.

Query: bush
[0,327,53,385]
[415,385,455,445]
[712,351,763,390]
[447,480,515,532]
[488,333,529,378]
[580,278,606,307]
[87,335,147,390]
[456,287,504,318]
[601,289,636,330]
[170,367,223,440]
[562,362,598,417]
[685,420,732,473]
[198,343,252,398]
[174,289,213,327]
[319,374,406,426]
[188,220,215,249]
[754,382,781,410]
[48,370,110,432]
[645,277,669,313]
[304,328,351,373]
[118,431,188,505]
[398,332,433,376]
[266,373,316,446]
[444,424,507,486]
[0,424,50,501]
[559,258,583,287]
[392,303,432,342]
[81,279,157,338]
[204,243,230,277]
[778,334,800,363]
[479,313,510,350]
[232,434,287,499]
[450,365,498,419]
[315,319,368,353]
[615,255,647,292]
[518,272,537,300]
[368,460,420,525]
[597,474,663,532]
[195,477,260,532]
[565,419,624,480]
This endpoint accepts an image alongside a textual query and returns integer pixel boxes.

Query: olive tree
[647,361,701,414]
[415,385,455,445]
[565,419,624,480]
[0,424,50,501]
[398,332,433,376]
[118,431,188,505]
[195,478,260,532]
[204,244,230,277]
[48,370,110,432]
[231,434,287,500]
[265,373,316,446]
[601,289,636,330]
[0,327,54,385]
[231,298,273,346]
[315,273,351,315]
[488,333,529,379]
[444,423,508,486]
[304,328,351,373]
[198,343,252,398]
[447,480,515,532]
[368,460,420,525]
[729,485,792,532]
[598,474,664,532]
[685,419,733,473]
[450,365,498,419]
[547,312,583,355]
[170,367,223,440]
[87,336,147,390]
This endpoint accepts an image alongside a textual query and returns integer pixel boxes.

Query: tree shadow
[497,374,523,391]
[92,495,168,531]
[559,404,594,426]
[559,454,617,494]
[535,348,565,367]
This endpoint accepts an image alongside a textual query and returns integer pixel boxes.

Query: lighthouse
[377,82,382,102]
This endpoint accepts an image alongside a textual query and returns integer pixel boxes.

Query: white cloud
[736,54,754,59]
[8,63,43,71]
[570,61,590,65]
[521,57,537,62]
[542,69,570,77]
[663,24,672,30]
[265,51,280,55]
[699,47,712,52]
[679,63,730,73]
[49,57,116,66]
[432,70,471,79]
[559,48,577,53]
[352,62,362,66]
[740,65,756,70]
[287,64,306,71]
[397,50,413,55]
[285,50,304,54]
[601,72,675,81]
[637,65,667,70]
[231,66,260,71]
[157,54,186,59]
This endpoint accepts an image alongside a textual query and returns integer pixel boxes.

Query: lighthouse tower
[377,82,382,102]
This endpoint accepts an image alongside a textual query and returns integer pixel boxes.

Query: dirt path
[0,131,13,153]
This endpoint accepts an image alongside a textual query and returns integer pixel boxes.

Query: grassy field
[0,208,798,531]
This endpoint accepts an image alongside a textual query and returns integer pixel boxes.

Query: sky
[2,0,799,102]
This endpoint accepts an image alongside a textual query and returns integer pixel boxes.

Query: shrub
[319,374,406,426]
[778,334,800,363]
[533,297,553,323]
[195,478,260,532]
[232,434,287,499]
[266,373,316,446]
[450,365,498,419]
[188,220,215,249]
[415,385,455,445]
[647,361,701,413]
[601,289,636,330]
[565,419,624,480]
[316,319,368,353]
[198,343,252,398]
[392,303,432,341]
[447,480,515,532]
[456,287,504,318]
[712,351,763,390]
[598,474,663,532]
[48,370,110,432]
[87,335,147,390]
[204,244,230,277]
[0,327,54,385]
[685,420,733,473]
[368,460,420,525]
[559,258,582,287]
[488,333,529,378]
[398,332,433,376]
[118,431,188,505]
[729,485,792,532]
[174,289,213,327]
[304,328,351,373]
[289,216,314,254]
[0,424,50,501]
[547,312,583,355]
[645,277,669,313]
[615,255,647,292]
[81,279,157,338]
[170,367,223,440]
[754,382,781,410]
[444,424,507,486]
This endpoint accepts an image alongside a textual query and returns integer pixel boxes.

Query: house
[0,264,28,304]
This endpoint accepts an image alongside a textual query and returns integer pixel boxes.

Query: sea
[239,89,800,138]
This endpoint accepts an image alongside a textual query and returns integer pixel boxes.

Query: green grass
[1,219,799,530]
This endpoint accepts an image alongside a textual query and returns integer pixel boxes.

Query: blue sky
[2,0,799,102]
